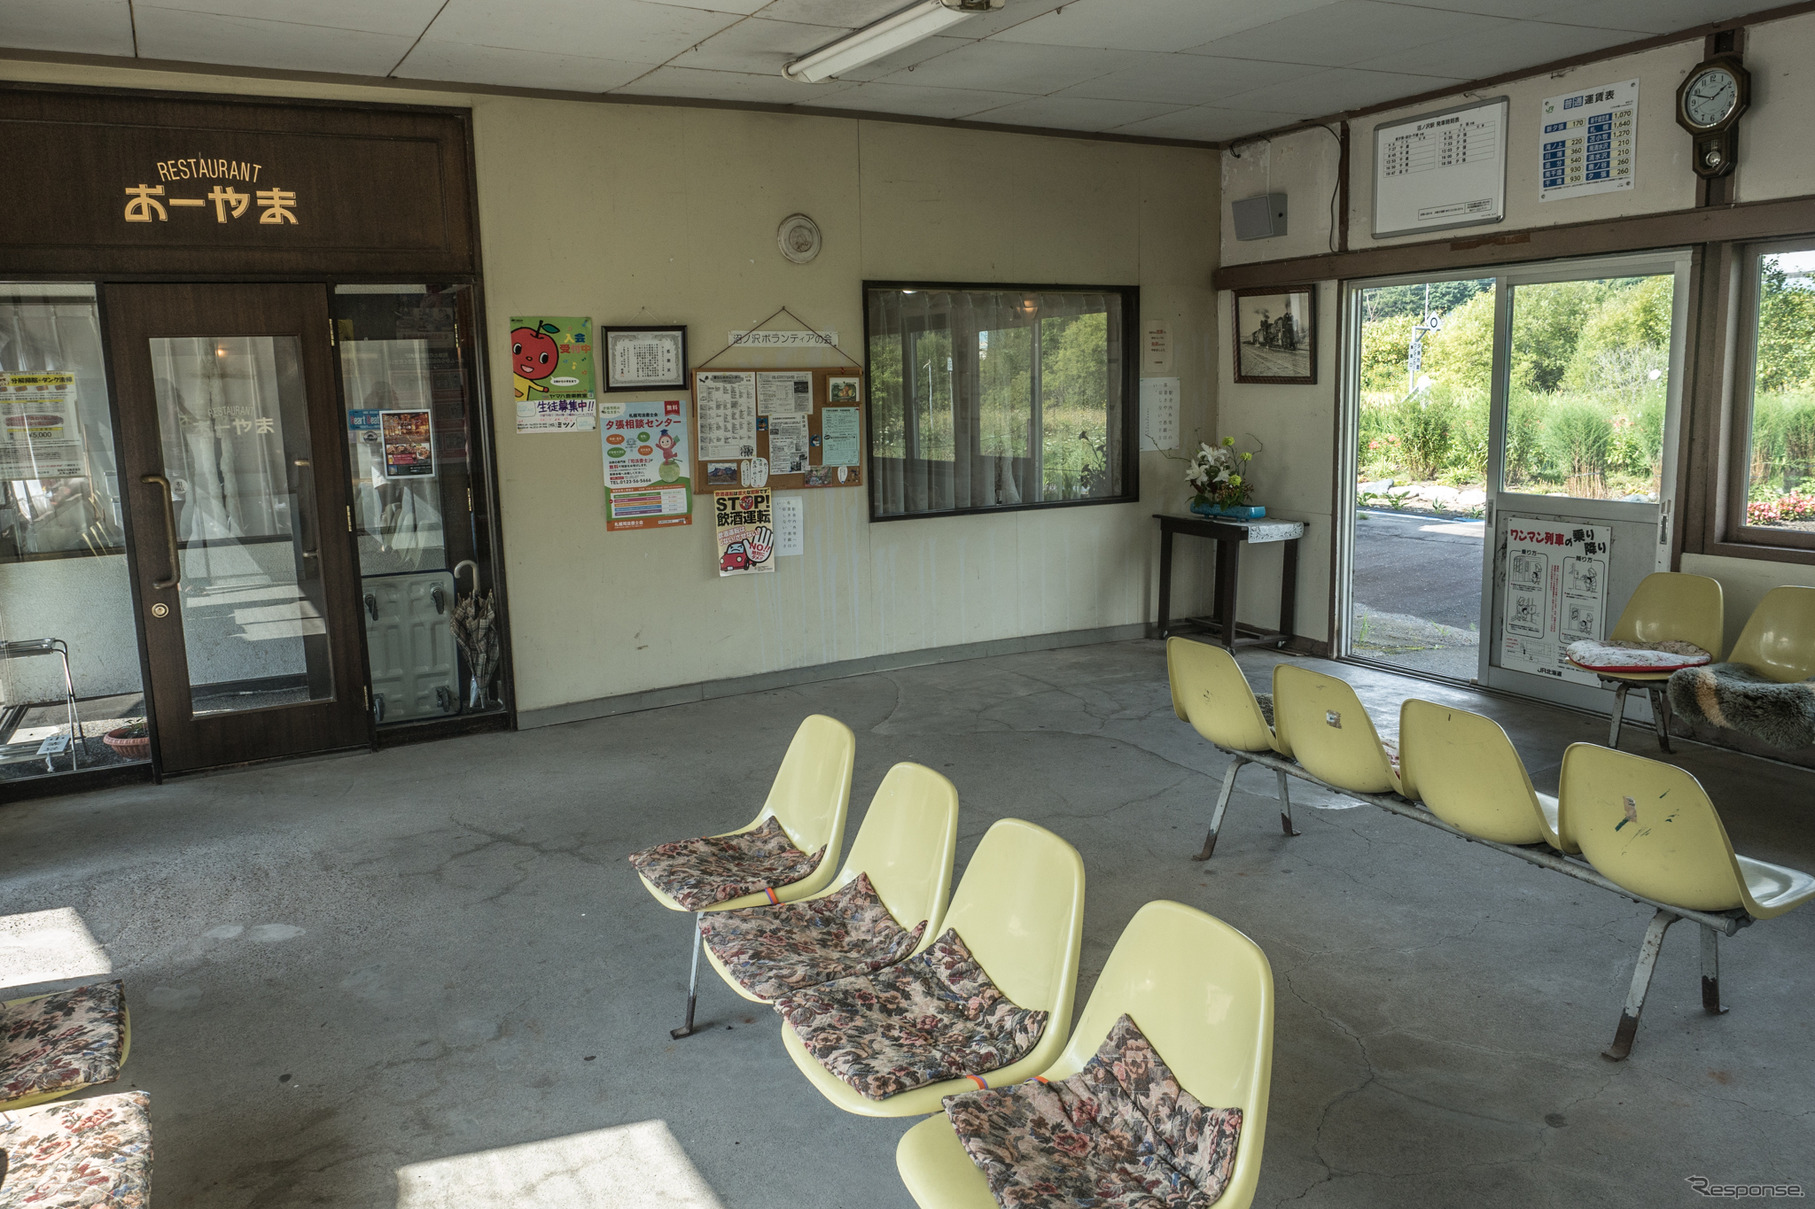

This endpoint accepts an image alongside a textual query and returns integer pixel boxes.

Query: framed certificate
[603,325,688,391]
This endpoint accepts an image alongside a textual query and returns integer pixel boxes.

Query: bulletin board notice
[691,367,864,494]
[1372,97,1508,239]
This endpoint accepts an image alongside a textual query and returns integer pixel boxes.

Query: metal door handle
[140,474,180,589]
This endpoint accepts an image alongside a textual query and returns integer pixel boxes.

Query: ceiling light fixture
[783,0,1003,84]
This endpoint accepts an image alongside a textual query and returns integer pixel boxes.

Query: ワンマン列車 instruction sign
[603,397,692,530]
[1539,79,1637,202]
[1498,517,1611,686]
[511,316,596,433]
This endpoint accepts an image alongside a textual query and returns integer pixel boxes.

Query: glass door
[105,283,369,772]
[1478,252,1691,710]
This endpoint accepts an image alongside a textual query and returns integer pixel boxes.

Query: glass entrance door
[106,284,368,772]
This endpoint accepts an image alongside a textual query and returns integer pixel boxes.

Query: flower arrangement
[1185,437,1257,509]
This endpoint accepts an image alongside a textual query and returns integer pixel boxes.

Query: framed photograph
[603,325,688,392]
[827,376,861,404]
[1233,287,1316,385]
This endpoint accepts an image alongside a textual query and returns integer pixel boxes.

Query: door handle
[140,473,180,589]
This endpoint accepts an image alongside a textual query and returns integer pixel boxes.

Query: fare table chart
[1154,514,1308,650]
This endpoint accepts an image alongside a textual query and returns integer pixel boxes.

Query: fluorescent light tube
[784,0,1002,83]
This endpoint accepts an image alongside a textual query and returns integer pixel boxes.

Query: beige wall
[0,57,1221,715]
[1213,10,1815,648]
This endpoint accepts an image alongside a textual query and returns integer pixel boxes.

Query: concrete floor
[2,640,1812,1207]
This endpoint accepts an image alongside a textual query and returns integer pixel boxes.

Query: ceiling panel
[1349,18,1638,79]
[826,80,1031,120]
[138,0,446,38]
[394,39,654,92]
[1217,66,1469,115]
[612,64,855,106]
[1107,104,1312,143]
[134,7,417,75]
[427,0,733,63]
[1057,54,1324,106]
[0,0,1784,142]
[993,0,1339,53]
[1188,1,1511,68]
[871,40,1144,94]
[966,94,1188,133]
[666,17,845,75]
[0,0,135,57]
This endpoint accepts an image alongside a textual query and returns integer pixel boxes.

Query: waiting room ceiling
[0,0,1772,142]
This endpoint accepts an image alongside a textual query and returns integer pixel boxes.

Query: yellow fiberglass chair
[1558,743,1815,1060]
[637,713,855,1038]
[703,761,960,1004]
[895,900,1274,1209]
[1567,571,1724,753]
[1271,664,1404,798]
[1396,699,1570,851]
[0,983,132,1111]
[1167,637,1300,860]
[780,817,1086,1118]
[1727,585,1815,683]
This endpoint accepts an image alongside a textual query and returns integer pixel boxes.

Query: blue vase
[1190,499,1266,519]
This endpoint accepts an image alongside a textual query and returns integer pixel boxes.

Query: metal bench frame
[1196,745,1750,1062]
[0,638,83,772]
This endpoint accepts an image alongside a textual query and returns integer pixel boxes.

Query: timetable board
[1538,79,1637,202]
[1372,97,1508,240]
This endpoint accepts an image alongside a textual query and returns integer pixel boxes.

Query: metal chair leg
[1193,757,1247,862]
[1277,768,1301,837]
[1649,685,1674,754]
[1604,908,1678,1061]
[1607,682,1631,749]
[1700,925,1728,1016]
[670,914,704,1039]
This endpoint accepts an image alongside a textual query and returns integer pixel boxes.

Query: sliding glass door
[1340,250,1691,711]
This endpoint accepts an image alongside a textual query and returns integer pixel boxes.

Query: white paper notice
[769,414,810,474]
[820,407,861,466]
[1539,79,1637,202]
[773,493,804,556]
[1499,517,1611,686]
[0,372,84,478]
[1143,320,1171,373]
[1139,378,1180,452]
[696,371,757,460]
[757,371,813,417]
[1373,97,1507,238]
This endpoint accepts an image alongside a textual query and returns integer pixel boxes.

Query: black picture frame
[602,324,688,392]
[1233,286,1317,385]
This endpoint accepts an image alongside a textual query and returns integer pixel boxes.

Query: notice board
[1372,96,1508,239]
[690,367,864,492]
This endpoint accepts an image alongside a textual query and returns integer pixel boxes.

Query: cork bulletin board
[691,367,864,492]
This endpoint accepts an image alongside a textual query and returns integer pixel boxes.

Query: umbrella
[450,560,499,710]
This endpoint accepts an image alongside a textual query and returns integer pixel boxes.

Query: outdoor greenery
[869,308,1115,501]
[1744,255,1815,526]
[1358,276,1671,500]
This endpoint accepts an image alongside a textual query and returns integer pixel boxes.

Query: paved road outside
[1351,510,1485,680]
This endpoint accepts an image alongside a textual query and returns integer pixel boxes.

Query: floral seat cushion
[775,928,1047,1100]
[945,1014,1243,1209]
[0,1090,151,1207]
[629,816,826,911]
[1566,638,1712,674]
[1,982,128,1109]
[700,872,927,1001]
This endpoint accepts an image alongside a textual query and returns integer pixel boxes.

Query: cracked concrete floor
[2,639,1812,1207]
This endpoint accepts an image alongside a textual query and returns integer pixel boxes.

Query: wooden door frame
[105,281,374,772]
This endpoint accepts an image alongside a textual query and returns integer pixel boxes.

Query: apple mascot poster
[509,316,597,433]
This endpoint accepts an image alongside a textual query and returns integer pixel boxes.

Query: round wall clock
[1675,55,1750,179]
[777,213,822,264]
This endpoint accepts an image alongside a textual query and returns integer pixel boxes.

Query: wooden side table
[1154,514,1308,650]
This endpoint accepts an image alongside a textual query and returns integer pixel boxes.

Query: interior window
[866,286,1133,519]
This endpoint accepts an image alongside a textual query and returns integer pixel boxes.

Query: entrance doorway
[1339,251,1691,711]
[106,283,370,772]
